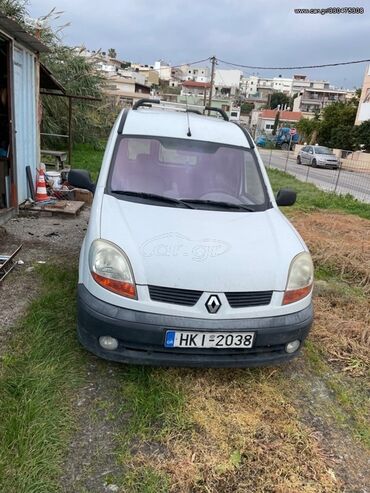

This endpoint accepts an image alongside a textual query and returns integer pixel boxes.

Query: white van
[69,100,314,367]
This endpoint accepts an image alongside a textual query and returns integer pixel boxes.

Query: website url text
[294,7,364,14]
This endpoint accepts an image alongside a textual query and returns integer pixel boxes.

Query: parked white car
[297,145,340,169]
[69,100,314,367]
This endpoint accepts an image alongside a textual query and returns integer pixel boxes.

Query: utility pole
[207,56,217,114]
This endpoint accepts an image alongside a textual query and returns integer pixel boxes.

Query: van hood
[100,195,305,292]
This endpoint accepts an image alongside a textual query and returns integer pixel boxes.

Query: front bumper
[77,284,314,368]
[318,161,339,168]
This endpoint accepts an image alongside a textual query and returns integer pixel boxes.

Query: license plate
[164,331,255,349]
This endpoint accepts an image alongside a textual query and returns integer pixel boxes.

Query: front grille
[225,290,273,308]
[149,285,203,306]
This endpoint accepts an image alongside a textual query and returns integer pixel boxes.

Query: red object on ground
[35,168,49,202]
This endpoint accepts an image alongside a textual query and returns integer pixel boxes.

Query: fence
[259,147,370,204]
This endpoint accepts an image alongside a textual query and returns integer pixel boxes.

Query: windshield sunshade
[109,136,269,210]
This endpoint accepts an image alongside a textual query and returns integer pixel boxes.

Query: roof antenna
[185,94,192,137]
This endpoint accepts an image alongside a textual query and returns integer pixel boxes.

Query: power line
[171,57,211,69]
[216,57,370,70]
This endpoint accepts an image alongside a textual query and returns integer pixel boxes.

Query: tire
[281,143,289,151]
[297,155,301,164]
[312,159,317,167]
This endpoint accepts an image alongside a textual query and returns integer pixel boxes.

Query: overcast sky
[28,0,370,89]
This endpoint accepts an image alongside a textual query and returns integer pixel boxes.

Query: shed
[0,14,64,224]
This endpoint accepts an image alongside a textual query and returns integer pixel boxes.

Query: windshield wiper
[180,199,255,211]
[111,190,194,209]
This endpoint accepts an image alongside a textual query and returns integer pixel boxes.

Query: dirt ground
[0,209,369,493]
[0,209,89,354]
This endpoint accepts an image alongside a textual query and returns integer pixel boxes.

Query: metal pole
[284,134,292,171]
[305,162,310,182]
[208,56,216,115]
[334,163,341,193]
[68,96,72,166]
[268,147,272,168]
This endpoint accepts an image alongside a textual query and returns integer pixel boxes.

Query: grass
[1,144,368,491]
[118,367,189,447]
[267,167,370,220]
[305,341,370,447]
[112,367,191,491]
[73,142,105,181]
[108,367,340,492]
[0,265,84,493]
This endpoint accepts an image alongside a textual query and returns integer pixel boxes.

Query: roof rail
[232,122,255,149]
[204,106,229,121]
[132,100,231,122]
[133,98,160,110]
[117,108,128,134]
[186,109,202,115]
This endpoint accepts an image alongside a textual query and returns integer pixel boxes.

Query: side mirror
[276,188,296,206]
[68,169,96,194]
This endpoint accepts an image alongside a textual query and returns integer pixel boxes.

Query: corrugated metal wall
[13,44,37,204]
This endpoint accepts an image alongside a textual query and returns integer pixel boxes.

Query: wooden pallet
[21,200,85,216]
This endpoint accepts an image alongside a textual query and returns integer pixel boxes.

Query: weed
[0,266,84,493]
[268,168,370,220]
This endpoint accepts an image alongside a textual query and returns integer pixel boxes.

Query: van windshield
[109,136,269,210]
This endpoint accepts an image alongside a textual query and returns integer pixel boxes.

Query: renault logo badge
[206,295,221,314]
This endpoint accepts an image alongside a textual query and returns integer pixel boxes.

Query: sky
[28,0,370,89]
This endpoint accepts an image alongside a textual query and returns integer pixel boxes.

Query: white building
[77,48,127,76]
[154,60,172,81]
[103,75,151,106]
[272,76,293,94]
[181,65,210,83]
[117,69,147,86]
[180,80,210,98]
[255,109,302,134]
[355,65,370,124]
[214,69,242,98]
[293,86,348,116]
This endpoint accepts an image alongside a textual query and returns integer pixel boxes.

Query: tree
[42,46,107,144]
[318,101,358,148]
[240,102,254,115]
[272,111,280,136]
[296,117,321,144]
[330,125,355,150]
[269,92,289,110]
[353,120,370,152]
[108,48,117,59]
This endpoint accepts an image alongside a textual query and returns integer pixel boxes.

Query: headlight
[89,239,137,299]
[283,252,313,305]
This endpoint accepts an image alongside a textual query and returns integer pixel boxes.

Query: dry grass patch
[290,210,370,375]
[291,212,370,292]
[312,286,370,376]
[124,369,340,493]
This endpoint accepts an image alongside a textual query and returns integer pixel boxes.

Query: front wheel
[281,143,289,151]
[297,155,302,164]
[311,159,317,167]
